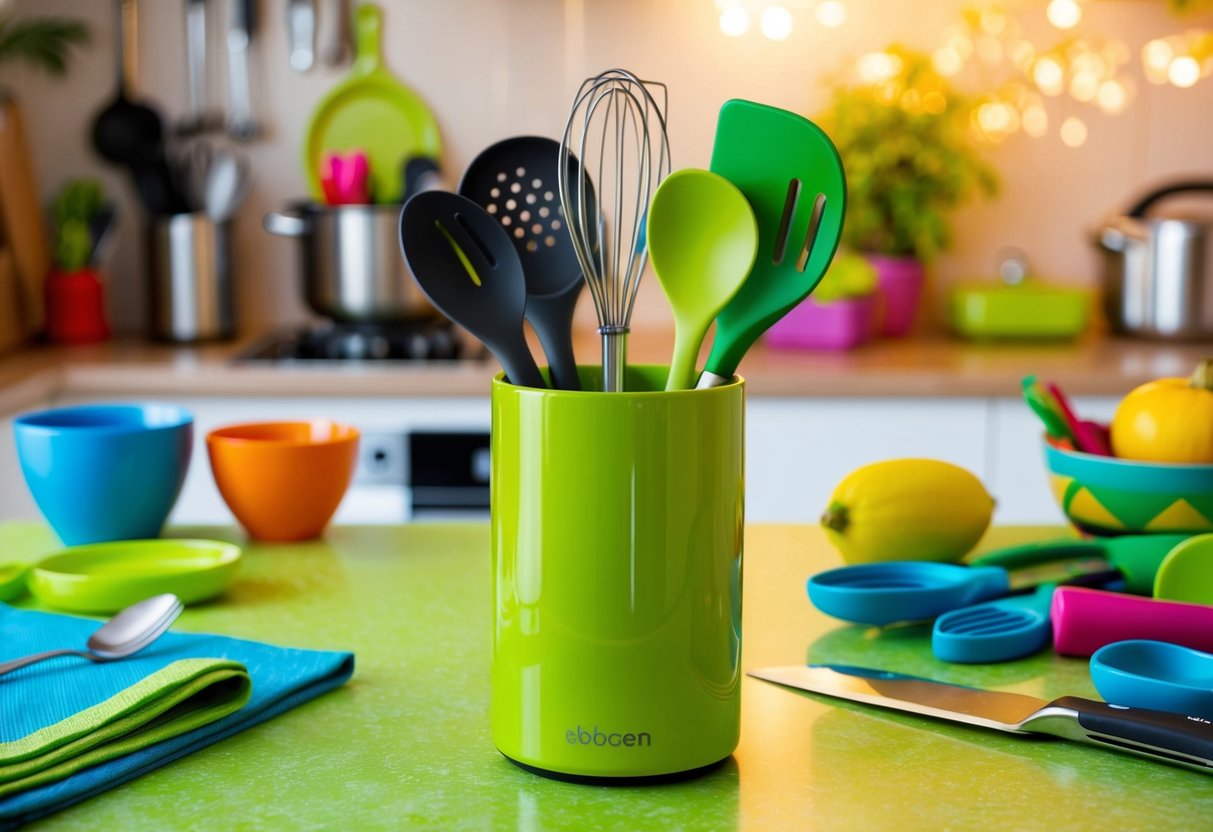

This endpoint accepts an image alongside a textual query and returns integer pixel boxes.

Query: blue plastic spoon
[1091,640,1213,720]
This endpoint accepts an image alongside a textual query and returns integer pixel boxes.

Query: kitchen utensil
[318,0,351,66]
[697,100,846,388]
[179,0,216,135]
[172,137,214,211]
[1052,586,1213,656]
[14,404,194,546]
[972,533,1192,596]
[304,3,441,204]
[91,0,165,168]
[226,0,259,141]
[459,136,592,391]
[320,149,370,205]
[1042,433,1213,536]
[88,203,119,267]
[807,555,1118,626]
[403,155,441,203]
[1095,180,1213,340]
[558,68,670,392]
[949,249,1089,340]
[1154,533,1213,603]
[207,421,359,542]
[0,563,27,602]
[149,213,234,341]
[0,593,183,678]
[1091,640,1213,720]
[204,147,251,221]
[0,97,51,333]
[749,664,1213,774]
[28,540,241,613]
[398,191,544,388]
[491,366,745,778]
[1021,375,1072,442]
[288,0,316,72]
[932,583,1055,663]
[264,202,436,324]
[648,168,758,390]
[1047,381,1112,456]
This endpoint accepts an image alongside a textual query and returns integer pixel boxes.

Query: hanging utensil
[204,147,252,222]
[226,0,260,141]
[178,0,216,135]
[398,191,545,388]
[91,0,167,169]
[318,0,351,67]
[288,0,316,73]
[558,68,670,392]
[647,168,758,390]
[460,136,592,391]
[697,100,846,388]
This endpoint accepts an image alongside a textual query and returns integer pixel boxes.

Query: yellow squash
[821,458,995,564]
[1111,358,1213,463]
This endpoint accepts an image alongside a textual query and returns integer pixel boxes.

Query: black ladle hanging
[458,136,591,391]
[399,191,546,389]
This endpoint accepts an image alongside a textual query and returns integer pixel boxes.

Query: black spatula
[459,136,589,391]
[399,191,546,389]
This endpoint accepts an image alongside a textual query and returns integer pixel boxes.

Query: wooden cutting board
[0,96,50,334]
[0,247,24,353]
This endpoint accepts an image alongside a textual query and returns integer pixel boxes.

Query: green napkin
[0,658,250,799]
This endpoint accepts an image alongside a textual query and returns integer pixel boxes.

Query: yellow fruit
[820,459,995,564]
[1111,359,1213,463]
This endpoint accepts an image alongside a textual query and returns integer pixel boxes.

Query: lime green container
[491,365,745,780]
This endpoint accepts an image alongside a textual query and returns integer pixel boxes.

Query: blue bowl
[13,404,194,544]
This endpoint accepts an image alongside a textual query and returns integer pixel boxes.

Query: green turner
[697,100,846,388]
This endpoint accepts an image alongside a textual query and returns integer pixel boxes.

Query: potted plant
[816,46,1000,337]
[45,179,112,344]
[766,251,880,351]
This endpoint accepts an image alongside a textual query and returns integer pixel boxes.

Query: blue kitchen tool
[932,583,1056,663]
[1091,640,1213,720]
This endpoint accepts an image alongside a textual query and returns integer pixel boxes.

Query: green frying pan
[302,3,441,204]
[698,100,846,387]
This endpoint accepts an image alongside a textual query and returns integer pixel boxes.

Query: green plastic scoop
[698,99,846,387]
[1154,533,1213,603]
[648,169,758,391]
[302,3,441,204]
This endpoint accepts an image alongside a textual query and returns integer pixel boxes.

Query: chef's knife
[749,664,1213,774]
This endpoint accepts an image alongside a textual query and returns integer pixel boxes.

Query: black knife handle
[1051,696,1213,772]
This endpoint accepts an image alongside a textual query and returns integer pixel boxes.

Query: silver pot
[1095,181,1213,340]
[263,202,437,324]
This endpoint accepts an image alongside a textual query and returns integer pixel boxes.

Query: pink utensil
[1052,586,1213,657]
[318,149,371,205]
[1046,381,1112,456]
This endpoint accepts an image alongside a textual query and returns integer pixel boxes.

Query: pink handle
[1046,382,1112,456]
[1052,586,1213,657]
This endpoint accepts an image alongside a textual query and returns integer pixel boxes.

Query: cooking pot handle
[1128,180,1213,218]
[262,209,310,237]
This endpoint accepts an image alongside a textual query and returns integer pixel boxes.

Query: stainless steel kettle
[1095,181,1213,340]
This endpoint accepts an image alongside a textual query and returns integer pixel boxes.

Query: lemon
[820,459,995,564]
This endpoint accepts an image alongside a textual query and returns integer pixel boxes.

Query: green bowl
[1042,436,1213,536]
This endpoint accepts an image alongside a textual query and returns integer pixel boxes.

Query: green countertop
[4,522,1213,830]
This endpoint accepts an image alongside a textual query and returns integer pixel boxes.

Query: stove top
[235,322,482,364]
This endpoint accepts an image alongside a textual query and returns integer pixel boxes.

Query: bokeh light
[759,5,793,41]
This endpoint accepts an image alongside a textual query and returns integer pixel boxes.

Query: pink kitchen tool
[319,149,372,205]
[1046,381,1112,456]
[1051,585,1213,657]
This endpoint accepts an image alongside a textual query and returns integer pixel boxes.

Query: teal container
[491,366,745,780]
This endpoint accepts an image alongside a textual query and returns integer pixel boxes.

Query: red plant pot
[45,268,111,344]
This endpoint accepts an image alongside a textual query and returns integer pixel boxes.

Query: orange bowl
[206,421,360,542]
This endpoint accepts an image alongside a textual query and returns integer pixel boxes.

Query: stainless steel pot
[149,213,235,342]
[263,202,436,324]
[1095,181,1213,340]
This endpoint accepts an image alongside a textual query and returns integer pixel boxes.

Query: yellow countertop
[0,327,1209,417]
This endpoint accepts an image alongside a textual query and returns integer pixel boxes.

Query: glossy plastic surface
[206,421,359,542]
[1052,586,1213,657]
[491,365,744,777]
[932,583,1054,664]
[27,539,241,613]
[807,562,1010,626]
[13,403,194,545]
[949,281,1089,340]
[1091,640,1213,719]
[1153,533,1213,603]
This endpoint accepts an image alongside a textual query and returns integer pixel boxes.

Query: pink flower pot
[868,254,924,338]
[765,295,877,351]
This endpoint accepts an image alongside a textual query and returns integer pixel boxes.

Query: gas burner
[236,322,477,363]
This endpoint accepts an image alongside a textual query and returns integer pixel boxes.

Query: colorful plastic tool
[697,99,846,387]
[932,583,1055,663]
[1047,381,1112,456]
[303,3,441,204]
[1091,640,1213,719]
[1021,375,1072,442]
[1153,533,1213,604]
[1052,586,1213,657]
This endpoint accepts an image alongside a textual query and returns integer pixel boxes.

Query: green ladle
[647,168,758,391]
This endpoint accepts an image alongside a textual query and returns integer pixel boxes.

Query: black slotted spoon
[399,191,546,389]
[459,136,591,391]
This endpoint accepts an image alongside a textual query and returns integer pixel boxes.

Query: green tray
[949,281,1090,340]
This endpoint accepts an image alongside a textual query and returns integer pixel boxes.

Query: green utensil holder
[491,365,745,781]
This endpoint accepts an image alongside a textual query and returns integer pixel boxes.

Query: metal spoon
[0,593,183,678]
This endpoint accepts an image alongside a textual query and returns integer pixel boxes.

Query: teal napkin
[0,604,354,829]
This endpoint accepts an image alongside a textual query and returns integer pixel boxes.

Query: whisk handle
[601,329,628,392]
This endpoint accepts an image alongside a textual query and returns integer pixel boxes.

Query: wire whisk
[558,68,671,392]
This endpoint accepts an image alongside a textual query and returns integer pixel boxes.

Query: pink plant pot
[765,295,877,351]
[868,253,924,338]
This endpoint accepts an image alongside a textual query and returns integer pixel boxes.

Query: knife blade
[749,664,1213,774]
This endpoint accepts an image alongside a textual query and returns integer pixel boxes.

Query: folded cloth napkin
[0,605,354,829]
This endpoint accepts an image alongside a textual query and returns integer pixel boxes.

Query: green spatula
[697,100,846,388]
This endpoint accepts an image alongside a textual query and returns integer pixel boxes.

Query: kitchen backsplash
[7,0,1213,335]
